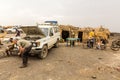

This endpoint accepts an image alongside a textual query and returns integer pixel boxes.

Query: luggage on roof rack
[44,21,58,25]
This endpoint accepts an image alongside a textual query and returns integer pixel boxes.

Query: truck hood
[20,26,46,37]
[20,26,46,41]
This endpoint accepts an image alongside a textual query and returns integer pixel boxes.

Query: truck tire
[38,45,48,59]
[54,40,59,48]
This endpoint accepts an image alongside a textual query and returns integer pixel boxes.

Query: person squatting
[6,38,32,68]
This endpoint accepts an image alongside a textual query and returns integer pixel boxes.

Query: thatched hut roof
[59,25,110,42]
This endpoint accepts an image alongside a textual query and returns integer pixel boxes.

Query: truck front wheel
[38,45,48,59]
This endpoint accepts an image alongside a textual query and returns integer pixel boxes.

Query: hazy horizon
[0,0,120,32]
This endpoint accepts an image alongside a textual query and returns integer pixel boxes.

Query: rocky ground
[0,39,120,80]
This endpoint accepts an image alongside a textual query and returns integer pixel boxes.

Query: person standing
[13,39,32,68]
[15,29,20,37]
[71,30,75,46]
[88,30,95,48]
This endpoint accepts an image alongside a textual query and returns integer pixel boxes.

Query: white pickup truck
[21,24,60,59]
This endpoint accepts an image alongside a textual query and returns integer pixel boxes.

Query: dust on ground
[0,41,120,80]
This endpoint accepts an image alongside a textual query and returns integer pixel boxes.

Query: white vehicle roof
[38,24,58,28]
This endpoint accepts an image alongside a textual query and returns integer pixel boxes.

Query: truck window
[49,28,54,36]
[54,27,59,33]
[40,28,48,36]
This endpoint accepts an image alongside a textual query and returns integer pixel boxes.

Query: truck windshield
[40,28,48,36]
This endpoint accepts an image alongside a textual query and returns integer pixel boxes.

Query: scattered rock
[98,57,102,60]
[114,67,120,72]
[91,75,97,79]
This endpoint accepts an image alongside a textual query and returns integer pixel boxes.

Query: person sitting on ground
[100,37,108,45]
[96,37,108,50]
[5,38,15,56]
[100,37,108,50]
[96,39,102,49]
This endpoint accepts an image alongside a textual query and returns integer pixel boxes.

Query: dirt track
[0,43,120,80]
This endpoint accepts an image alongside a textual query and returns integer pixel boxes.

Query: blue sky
[0,0,120,32]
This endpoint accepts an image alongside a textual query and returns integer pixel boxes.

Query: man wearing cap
[13,39,32,68]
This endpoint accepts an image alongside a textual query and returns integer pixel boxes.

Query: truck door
[48,28,54,48]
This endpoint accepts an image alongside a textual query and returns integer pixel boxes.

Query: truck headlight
[36,42,40,47]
